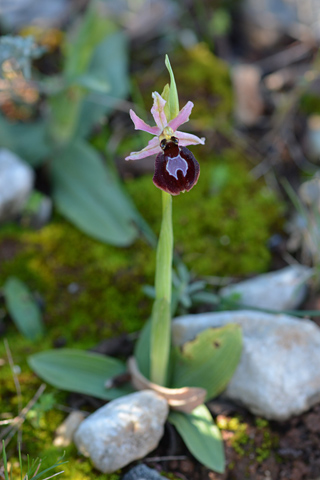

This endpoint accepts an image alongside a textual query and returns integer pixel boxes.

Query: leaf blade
[171,324,242,400]
[28,349,133,400]
[169,404,225,473]
[51,140,138,246]
[3,277,44,340]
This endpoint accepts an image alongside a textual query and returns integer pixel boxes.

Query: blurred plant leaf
[3,277,44,340]
[134,319,151,379]
[75,74,110,93]
[28,349,133,400]
[75,31,129,138]
[169,404,225,473]
[51,140,143,246]
[0,115,49,166]
[64,4,115,79]
[48,85,83,145]
[171,324,242,400]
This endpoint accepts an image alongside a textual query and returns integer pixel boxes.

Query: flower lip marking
[162,136,188,180]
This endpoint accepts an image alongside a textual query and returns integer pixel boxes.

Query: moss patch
[0,217,155,479]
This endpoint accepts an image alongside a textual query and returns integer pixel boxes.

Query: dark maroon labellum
[153,138,200,195]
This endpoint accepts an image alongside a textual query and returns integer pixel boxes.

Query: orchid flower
[125,92,205,195]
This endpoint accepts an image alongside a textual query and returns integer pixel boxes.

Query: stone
[122,464,163,480]
[232,64,264,126]
[0,148,34,222]
[241,0,320,49]
[53,411,85,447]
[0,0,73,30]
[172,310,320,420]
[74,391,168,473]
[220,265,312,311]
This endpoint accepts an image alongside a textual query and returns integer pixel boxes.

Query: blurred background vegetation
[1,0,320,478]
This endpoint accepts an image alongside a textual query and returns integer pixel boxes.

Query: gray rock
[122,464,163,480]
[172,310,320,420]
[0,0,73,30]
[0,148,34,222]
[220,265,312,311]
[74,391,169,473]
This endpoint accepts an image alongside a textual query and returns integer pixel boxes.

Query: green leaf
[171,324,242,400]
[65,4,115,79]
[76,74,110,94]
[0,115,49,167]
[28,349,133,400]
[169,404,225,473]
[75,31,129,138]
[48,85,84,145]
[51,140,139,246]
[3,277,44,340]
[134,319,151,379]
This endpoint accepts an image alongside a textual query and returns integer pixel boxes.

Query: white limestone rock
[172,310,320,420]
[0,148,34,222]
[74,390,168,473]
[220,265,312,311]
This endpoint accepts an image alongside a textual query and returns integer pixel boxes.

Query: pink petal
[168,101,194,132]
[151,92,168,131]
[125,137,161,161]
[130,109,160,135]
[175,131,206,146]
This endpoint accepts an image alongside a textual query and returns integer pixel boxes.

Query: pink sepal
[129,110,160,135]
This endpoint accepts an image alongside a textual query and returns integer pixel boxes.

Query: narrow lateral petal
[168,101,194,132]
[175,131,206,146]
[130,109,160,135]
[151,92,168,130]
[125,137,161,161]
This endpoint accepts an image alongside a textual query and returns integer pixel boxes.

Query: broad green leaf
[51,140,139,246]
[64,4,115,79]
[134,319,151,379]
[76,74,110,94]
[28,349,133,400]
[3,277,44,340]
[171,324,242,400]
[169,404,225,473]
[75,31,129,138]
[0,115,49,167]
[48,85,83,145]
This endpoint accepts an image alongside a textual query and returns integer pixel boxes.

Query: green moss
[0,216,155,478]
[126,148,284,276]
[217,415,279,465]
[217,416,251,457]
[0,218,154,349]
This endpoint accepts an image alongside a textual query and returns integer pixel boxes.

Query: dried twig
[1,383,46,447]
[4,338,22,444]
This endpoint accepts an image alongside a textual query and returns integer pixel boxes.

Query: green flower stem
[150,55,178,386]
[150,191,173,385]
